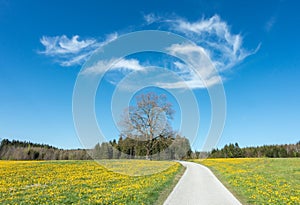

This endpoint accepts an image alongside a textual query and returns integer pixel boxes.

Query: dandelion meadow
[0,160,183,204]
[192,158,300,205]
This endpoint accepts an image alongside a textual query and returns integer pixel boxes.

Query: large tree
[119,92,174,159]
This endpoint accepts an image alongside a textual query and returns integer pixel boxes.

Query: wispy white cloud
[164,43,220,89]
[40,14,259,89]
[40,35,96,55]
[81,58,147,86]
[265,16,276,32]
[60,53,90,67]
[39,33,118,66]
[82,58,145,75]
[139,13,260,89]
[147,14,259,71]
[143,13,161,25]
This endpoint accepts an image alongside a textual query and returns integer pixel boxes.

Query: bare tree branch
[119,92,175,159]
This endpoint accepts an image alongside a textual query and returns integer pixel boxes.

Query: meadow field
[0,160,183,204]
[192,158,300,205]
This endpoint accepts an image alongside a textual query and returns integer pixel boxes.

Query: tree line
[0,139,91,160]
[208,142,300,158]
[1,138,299,160]
[92,134,192,160]
[0,136,192,160]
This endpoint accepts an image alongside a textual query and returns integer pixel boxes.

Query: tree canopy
[119,92,178,159]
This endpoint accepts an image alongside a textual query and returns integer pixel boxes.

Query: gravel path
[164,161,242,205]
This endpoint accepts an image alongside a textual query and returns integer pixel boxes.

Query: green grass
[191,158,300,205]
[0,160,185,204]
[155,164,186,205]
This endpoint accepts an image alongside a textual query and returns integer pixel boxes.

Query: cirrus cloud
[40,35,96,55]
[39,33,118,66]
[39,14,259,89]
[81,58,145,75]
[146,14,260,72]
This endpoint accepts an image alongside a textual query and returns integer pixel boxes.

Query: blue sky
[0,0,299,150]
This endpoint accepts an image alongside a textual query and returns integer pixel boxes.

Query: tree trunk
[146,148,150,160]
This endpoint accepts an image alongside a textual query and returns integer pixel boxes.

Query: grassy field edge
[155,163,186,205]
[0,160,186,204]
[203,164,248,204]
[189,159,247,204]
[190,158,300,205]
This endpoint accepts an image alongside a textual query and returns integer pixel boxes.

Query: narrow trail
[164,161,242,205]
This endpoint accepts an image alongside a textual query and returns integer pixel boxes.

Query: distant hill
[0,139,91,160]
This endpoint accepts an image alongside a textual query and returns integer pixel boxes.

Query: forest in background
[92,134,192,160]
[0,138,299,160]
[0,134,192,160]
[0,139,91,160]
[208,142,300,158]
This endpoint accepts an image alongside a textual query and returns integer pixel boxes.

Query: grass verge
[155,163,186,205]
[191,158,300,205]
